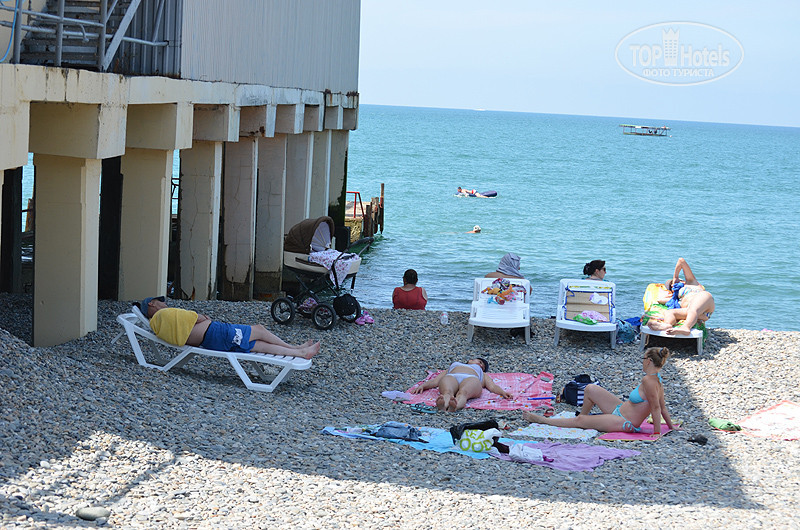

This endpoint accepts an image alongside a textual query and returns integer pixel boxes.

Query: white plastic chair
[554,279,617,349]
[467,278,531,344]
[112,305,312,393]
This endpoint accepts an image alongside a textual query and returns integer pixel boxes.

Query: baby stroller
[271,216,373,330]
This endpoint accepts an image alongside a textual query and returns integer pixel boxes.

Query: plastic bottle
[440,311,448,325]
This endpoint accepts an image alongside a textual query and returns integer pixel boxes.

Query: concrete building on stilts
[0,0,360,346]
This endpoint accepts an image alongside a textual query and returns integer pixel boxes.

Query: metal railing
[0,0,167,71]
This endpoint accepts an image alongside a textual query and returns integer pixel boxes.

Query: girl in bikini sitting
[523,347,677,435]
[409,358,513,412]
[646,257,715,336]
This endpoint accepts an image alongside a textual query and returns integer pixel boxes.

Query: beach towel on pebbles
[403,371,554,411]
[739,400,800,440]
[508,412,599,441]
[597,421,678,441]
[322,425,639,471]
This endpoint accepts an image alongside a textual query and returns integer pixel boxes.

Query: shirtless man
[139,296,320,359]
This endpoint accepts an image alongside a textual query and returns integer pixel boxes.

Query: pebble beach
[1,294,799,529]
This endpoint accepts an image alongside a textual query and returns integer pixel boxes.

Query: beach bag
[449,420,502,453]
[558,374,597,406]
[333,293,358,317]
[455,428,503,453]
[615,318,638,344]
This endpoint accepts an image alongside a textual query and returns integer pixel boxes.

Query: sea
[345,105,800,332]
[18,104,800,331]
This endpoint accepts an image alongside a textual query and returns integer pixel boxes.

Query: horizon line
[357,102,800,130]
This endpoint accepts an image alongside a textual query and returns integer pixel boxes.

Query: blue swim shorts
[200,321,254,352]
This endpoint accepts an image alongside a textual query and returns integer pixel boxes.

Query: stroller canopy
[284,216,335,254]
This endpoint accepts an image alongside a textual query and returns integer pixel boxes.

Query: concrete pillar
[310,130,331,218]
[275,104,304,135]
[284,133,313,231]
[32,155,101,346]
[254,134,287,296]
[221,137,257,300]
[179,141,222,300]
[0,66,31,170]
[240,105,277,138]
[118,148,173,301]
[328,130,350,226]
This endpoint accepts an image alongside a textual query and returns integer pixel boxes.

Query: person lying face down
[409,357,513,412]
[138,296,320,359]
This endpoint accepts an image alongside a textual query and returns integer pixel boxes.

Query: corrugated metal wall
[179,0,359,93]
[118,0,183,76]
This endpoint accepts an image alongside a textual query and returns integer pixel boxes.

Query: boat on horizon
[619,124,670,137]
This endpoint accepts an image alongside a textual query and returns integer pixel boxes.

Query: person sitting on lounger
[137,296,320,359]
[583,259,607,281]
[485,252,524,279]
[409,358,513,412]
[523,347,677,435]
[646,257,715,336]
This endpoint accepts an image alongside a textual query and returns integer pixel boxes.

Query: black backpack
[558,374,598,406]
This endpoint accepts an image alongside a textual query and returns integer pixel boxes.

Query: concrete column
[284,133,313,231]
[221,138,257,300]
[328,130,350,226]
[179,141,222,300]
[254,134,287,296]
[118,148,173,301]
[32,155,101,346]
[310,130,331,218]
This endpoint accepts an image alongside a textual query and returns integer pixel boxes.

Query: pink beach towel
[404,371,554,411]
[739,400,800,440]
[597,421,677,442]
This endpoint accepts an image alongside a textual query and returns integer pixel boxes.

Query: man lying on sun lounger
[138,296,320,359]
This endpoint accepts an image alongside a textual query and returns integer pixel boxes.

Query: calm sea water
[346,105,800,331]
[19,105,800,331]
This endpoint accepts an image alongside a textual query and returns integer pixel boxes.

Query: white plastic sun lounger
[112,306,312,392]
[468,277,531,344]
[640,325,704,356]
[554,279,617,349]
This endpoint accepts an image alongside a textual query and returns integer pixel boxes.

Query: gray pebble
[0,294,798,528]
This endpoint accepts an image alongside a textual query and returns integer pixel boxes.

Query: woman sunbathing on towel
[138,296,320,359]
[647,257,715,336]
[409,358,513,412]
[523,347,677,435]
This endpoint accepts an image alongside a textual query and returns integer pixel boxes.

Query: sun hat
[473,225,481,232]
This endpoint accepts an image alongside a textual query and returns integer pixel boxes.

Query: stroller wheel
[312,302,337,331]
[337,298,361,323]
[270,297,296,325]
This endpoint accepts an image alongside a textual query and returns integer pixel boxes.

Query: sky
[358,1,799,127]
